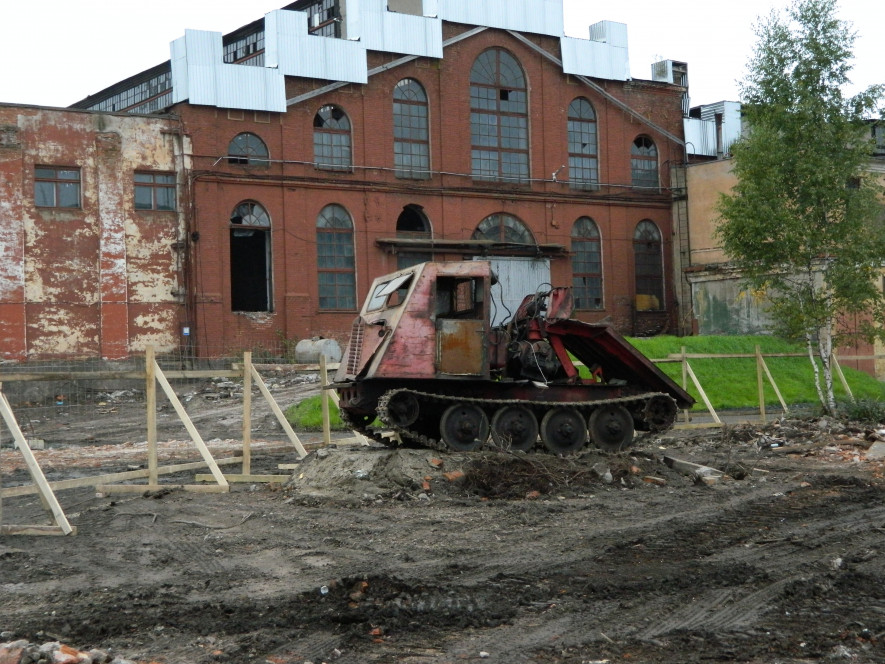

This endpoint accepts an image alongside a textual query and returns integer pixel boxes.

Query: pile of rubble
[0,639,147,664]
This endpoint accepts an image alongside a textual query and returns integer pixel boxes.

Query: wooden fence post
[242,351,252,475]
[146,346,158,486]
[320,356,332,448]
[756,345,767,423]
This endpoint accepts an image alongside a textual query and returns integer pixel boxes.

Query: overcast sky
[0,0,881,109]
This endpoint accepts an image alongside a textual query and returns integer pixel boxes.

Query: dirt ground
[2,377,885,664]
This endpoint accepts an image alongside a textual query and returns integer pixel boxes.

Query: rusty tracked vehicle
[332,261,694,453]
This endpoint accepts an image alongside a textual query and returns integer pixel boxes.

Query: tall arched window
[316,204,356,310]
[567,98,598,190]
[571,217,602,310]
[472,213,535,244]
[631,136,658,189]
[228,133,269,166]
[393,79,430,179]
[314,105,352,171]
[230,201,272,312]
[633,220,664,310]
[470,48,529,183]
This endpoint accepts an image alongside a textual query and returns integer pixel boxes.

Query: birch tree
[716,0,885,414]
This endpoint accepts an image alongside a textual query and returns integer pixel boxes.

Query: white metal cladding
[481,257,552,327]
[437,0,564,37]
[561,22,629,81]
[170,30,286,112]
[351,0,443,58]
[684,117,717,157]
[265,10,368,84]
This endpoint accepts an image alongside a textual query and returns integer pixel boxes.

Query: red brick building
[3,0,689,360]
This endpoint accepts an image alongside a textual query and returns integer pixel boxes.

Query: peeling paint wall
[0,105,187,361]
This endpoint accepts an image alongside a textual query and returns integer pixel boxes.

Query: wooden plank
[0,525,75,536]
[759,353,789,414]
[0,391,74,535]
[756,346,767,423]
[153,360,228,487]
[251,365,309,459]
[684,360,721,424]
[831,354,853,399]
[663,455,724,476]
[194,474,290,483]
[0,456,255,499]
[95,484,230,494]
[146,346,158,486]
[320,356,332,448]
[242,352,252,475]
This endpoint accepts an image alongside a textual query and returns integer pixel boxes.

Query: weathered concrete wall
[0,105,187,361]
[688,271,772,335]
[686,158,734,266]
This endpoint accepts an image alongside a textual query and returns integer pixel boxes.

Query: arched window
[396,204,432,270]
[571,217,602,310]
[631,136,658,189]
[230,201,272,312]
[633,220,663,310]
[316,204,356,310]
[314,105,352,171]
[228,133,269,166]
[472,213,535,244]
[568,98,598,190]
[470,48,529,183]
[393,79,430,179]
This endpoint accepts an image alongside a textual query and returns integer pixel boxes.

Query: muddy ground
[2,376,885,664]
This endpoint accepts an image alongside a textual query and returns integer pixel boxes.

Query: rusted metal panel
[437,319,485,375]
[547,319,694,408]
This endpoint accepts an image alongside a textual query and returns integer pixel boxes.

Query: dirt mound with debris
[2,416,885,663]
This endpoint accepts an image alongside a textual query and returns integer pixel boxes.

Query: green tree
[716,0,885,414]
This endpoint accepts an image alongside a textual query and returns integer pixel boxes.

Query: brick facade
[181,28,686,353]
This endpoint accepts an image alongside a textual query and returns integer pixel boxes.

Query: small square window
[35,166,81,208]
[134,172,176,211]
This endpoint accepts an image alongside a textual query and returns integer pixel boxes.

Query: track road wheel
[588,404,635,452]
[490,405,538,451]
[385,391,420,427]
[540,407,587,454]
[440,403,489,451]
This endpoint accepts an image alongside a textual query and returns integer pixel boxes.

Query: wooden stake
[320,355,332,448]
[242,351,252,475]
[146,346,158,486]
[756,345,767,423]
